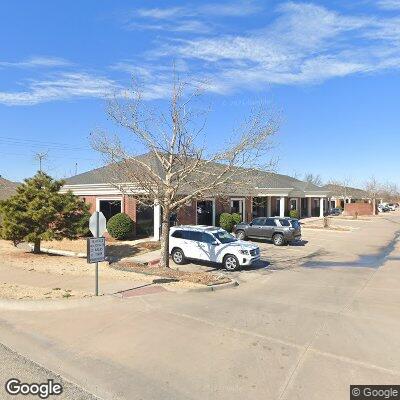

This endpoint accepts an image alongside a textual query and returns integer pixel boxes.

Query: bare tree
[327,178,352,207]
[379,182,399,203]
[91,76,279,267]
[304,173,323,186]
[364,176,382,215]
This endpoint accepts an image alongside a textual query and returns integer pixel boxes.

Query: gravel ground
[0,343,99,399]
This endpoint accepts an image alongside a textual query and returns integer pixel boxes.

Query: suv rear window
[279,219,290,227]
[264,218,276,226]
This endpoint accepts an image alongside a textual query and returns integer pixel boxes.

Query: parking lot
[172,214,399,283]
[0,212,399,400]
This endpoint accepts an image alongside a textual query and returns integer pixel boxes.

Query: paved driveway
[0,213,399,400]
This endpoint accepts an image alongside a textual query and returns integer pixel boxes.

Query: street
[0,343,97,399]
[0,213,399,400]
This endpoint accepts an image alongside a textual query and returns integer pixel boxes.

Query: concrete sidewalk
[0,214,399,400]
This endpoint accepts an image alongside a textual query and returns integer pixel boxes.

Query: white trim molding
[230,197,246,222]
[96,197,123,213]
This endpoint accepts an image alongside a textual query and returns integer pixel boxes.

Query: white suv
[169,225,261,271]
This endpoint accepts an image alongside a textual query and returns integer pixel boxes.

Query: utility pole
[74,162,78,175]
[34,151,48,172]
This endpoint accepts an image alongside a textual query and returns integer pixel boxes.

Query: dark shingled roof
[322,184,368,199]
[64,152,328,194]
[0,176,19,201]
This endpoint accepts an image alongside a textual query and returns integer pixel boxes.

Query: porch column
[267,196,272,217]
[307,197,312,217]
[298,197,302,218]
[319,197,324,218]
[153,203,161,241]
[280,196,285,218]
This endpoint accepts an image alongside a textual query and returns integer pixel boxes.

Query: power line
[34,152,48,172]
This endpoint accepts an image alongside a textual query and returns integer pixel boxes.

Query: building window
[252,197,268,217]
[136,204,154,236]
[230,198,245,222]
[289,199,297,210]
[99,199,122,221]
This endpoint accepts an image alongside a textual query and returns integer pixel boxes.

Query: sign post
[87,211,107,296]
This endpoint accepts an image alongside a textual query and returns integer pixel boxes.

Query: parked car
[169,225,260,271]
[233,217,301,246]
[387,203,396,211]
[328,207,342,216]
[378,204,390,212]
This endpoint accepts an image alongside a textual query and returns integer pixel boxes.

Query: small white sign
[89,212,107,237]
[87,237,106,263]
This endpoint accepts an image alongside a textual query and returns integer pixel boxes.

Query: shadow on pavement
[303,230,400,269]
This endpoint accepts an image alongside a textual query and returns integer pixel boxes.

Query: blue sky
[1,0,399,188]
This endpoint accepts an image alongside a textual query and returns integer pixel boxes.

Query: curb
[179,280,239,293]
[28,244,86,258]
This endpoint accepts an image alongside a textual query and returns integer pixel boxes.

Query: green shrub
[289,210,299,219]
[231,213,242,225]
[107,213,134,240]
[219,213,234,232]
[219,212,242,232]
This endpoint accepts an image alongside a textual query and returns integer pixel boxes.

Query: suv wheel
[273,233,285,246]
[223,255,240,271]
[172,248,186,265]
[236,230,246,240]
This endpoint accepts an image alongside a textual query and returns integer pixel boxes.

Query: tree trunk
[159,209,170,268]
[33,239,41,254]
[372,198,376,216]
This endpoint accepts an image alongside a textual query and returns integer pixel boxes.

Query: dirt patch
[0,240,208,297]
[0,283,87,300]
[112,262,232,286]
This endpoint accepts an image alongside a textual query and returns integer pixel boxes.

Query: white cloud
[0,72,121,106]
[148,2,400,91]
[128,1,261,33]
[3,2,400,106]
[137,1,260,20]
[126,19,211,33]
[0,56,72,69]
[377,0,400,10]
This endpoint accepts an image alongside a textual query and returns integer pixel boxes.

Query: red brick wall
[123,195,137,221]
[344,203,374,216]
[79,195,96,214]
[177,200,197,225]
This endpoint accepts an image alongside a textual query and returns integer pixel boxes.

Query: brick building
[61,154,332,240]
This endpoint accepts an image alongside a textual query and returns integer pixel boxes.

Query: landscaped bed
[0,240,227,300]
[112,262,232,286]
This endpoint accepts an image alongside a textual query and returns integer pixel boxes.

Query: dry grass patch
[113,262,232,286]
[40,238,161,257]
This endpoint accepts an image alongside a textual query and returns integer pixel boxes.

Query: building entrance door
[197,200,214,226]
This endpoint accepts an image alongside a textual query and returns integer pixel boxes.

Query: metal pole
[95,211,99,296]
